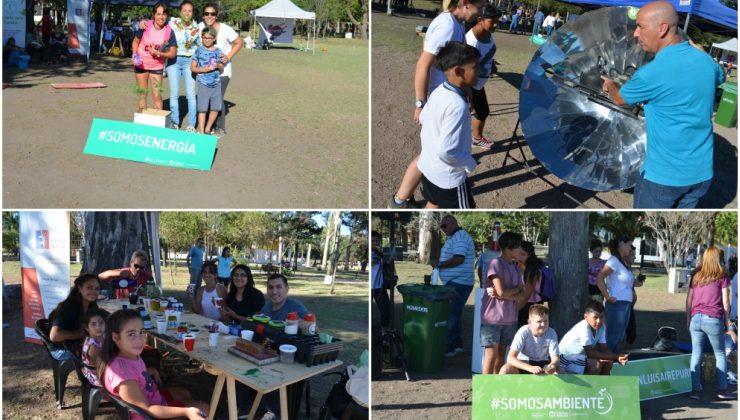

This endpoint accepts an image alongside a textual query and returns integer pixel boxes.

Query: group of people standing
[132,1,243,136]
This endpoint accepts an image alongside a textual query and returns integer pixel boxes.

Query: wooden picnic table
[99,299,342,420]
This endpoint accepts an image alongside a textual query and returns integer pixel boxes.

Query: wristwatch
[415,99,426,108]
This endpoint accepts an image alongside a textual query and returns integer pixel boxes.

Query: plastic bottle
[285,312,299,335]
[302,313,317,335]
[142,314,153,329]
[146,279,156,298]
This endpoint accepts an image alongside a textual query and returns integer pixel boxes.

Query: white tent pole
[683,12,690,32]
[313,18,316,55]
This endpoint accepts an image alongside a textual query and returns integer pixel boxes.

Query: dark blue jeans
[605,300,632,353]
[446,281,473,352]
[633,172,711,209]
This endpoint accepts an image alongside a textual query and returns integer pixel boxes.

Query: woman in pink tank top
[131,2,177,111]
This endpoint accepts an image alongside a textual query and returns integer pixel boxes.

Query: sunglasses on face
[133,264,146,270]
[203,11,217,16]
[440,224,447,229]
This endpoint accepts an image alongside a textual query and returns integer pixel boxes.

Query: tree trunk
[418,212,440,265]
[326,212,342,276]
[344,219,354,271]
[346,0,368,40]
[321,212,337,270]
[548,212,589,336]
[82,212,150,273]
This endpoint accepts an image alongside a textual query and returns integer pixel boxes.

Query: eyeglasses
[440,224,447,229]
[203,11,217,16]
[133,264,146,270]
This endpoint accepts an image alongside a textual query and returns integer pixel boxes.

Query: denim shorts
[481,323,516,347]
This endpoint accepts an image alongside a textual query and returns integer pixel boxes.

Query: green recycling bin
[396,283,457,373]
[715,82,737,128]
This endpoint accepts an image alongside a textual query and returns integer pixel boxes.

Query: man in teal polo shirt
[601,1,724,209]
[432,214,475,356]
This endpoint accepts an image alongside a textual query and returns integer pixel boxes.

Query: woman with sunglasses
[596,235,637,353]
[198,3,243,137]
[99,250,153,300]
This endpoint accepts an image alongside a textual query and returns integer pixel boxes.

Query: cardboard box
[134,108,171,128]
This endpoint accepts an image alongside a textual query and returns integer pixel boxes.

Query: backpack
[652,326,678,352]
[538,265,556,302]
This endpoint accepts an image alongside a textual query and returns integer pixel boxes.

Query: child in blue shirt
[191,27,224,135]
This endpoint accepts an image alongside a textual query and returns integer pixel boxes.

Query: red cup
[215,297,224,308]
[183,334,196,351]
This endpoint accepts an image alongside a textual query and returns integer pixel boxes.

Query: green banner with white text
[473,374,640,419]
[611,354,691,400]
[83,118,217,170]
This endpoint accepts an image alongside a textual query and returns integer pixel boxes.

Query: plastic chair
[64,342,154,420]
[34,318,76,409]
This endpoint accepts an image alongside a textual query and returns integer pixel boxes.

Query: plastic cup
[214,297,224,308]
[156,318,167,334]
[241,330,254,341]
[142,298,151,312]
[217,323,230,335]
[151,299,161,312]
[209,332,219,347]
[128,294,139,305]
[184,334,196,351]
[279,344,297,363]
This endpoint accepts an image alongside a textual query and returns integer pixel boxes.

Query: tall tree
[160,212,207,270]
[2,211,20,257]
[642,212,714,271]
[715,211,738,245]
[548,212,589,336]
[345,0,367,40]
[82,212,150,274]
[342,212,368,270]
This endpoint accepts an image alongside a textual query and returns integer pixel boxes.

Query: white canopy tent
[710,37,737,66]
[250,0,316,54]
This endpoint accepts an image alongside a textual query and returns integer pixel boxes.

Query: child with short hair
[82,308,109,387]
[559,301,629,375]
[500,304,561,374]
[416,41,480,209]
[466,5,501,149]
[191,26,224,135]
[481,231,527,374]
[101,309,209,420]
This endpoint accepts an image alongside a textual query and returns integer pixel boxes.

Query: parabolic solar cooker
[519,6,686,191]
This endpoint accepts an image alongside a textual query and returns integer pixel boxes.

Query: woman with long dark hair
[596,235,635,353]
[516,241,543,327]
[48,273,101,360]
[131,2,177,111]
[686,247,736,400]
[221,264,265,323]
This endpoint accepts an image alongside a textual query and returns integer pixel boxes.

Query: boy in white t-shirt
[500,304,562,374]
[559,301,629,375]
[416,41,480,208]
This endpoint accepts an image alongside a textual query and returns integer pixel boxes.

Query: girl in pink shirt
[131,2,177,111]
[101,309,208,419]
[686,247,737,400]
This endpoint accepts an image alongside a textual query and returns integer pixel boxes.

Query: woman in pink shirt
[132,2,177,111]
[686,247,737,400]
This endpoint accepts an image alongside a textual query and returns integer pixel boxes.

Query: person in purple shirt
[686,247,737,400]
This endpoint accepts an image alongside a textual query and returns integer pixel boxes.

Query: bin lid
[721,82,737,94]
[396,283,458,301]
